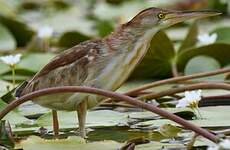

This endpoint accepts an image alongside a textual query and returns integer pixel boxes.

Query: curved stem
[0,86,218,142]
[126,68,230,96]
[139,83,230,100]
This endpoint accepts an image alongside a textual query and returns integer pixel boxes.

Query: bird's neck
[105,24,157,53]
[98,24,157,91]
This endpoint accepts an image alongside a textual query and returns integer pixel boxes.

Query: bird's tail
[15,81,28,97]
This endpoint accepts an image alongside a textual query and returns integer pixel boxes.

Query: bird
[15,7,219,138]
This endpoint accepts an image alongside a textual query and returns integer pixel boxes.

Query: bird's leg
[76,100,87,138]
[52,109,59,138]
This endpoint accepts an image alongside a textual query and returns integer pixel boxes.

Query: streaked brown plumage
[15,7,220,137]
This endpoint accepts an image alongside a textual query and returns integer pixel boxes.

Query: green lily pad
[0,15,34,46]
[0,80,12,97]
[18,53,55,72]
[0,100,30,127]
[20,136,121,150]
[58,31,91,48]
[211,27,230,44]
[0,63,9,75]
[177,43,230,71]
[136,142,185,150]
[131,30,175,78]
[36,110,128,129]
[95,20,114,37]
[0,23,16,51]
[184,56,225,81]
[0,1,16,17]
[134,106,230,128]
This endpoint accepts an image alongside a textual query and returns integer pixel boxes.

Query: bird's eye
[157,13,165,19]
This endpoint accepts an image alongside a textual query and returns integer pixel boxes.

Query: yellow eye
[157,13,165,19]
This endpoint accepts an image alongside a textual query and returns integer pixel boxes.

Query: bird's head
[127,7,221,29]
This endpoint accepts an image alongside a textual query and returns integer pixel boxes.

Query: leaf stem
[11,66,15,88]
[139,83,230,100]
[125,68,230,96]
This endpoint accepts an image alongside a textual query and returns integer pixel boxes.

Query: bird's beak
[164,10,221,26]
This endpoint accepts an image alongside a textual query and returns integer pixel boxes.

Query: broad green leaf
[20,136,121,150]
[211,27,230,44]
[0,23,16,51]
[136,142,185,150]
[177,43,230,71]
[0,100,30,127]
[0,80,12,97]
[159,124,181,138]
[0,1,15,17]
[58,31,90,48]
[0,63,10,75]
[31,7,96,37]
[18,53,55,72]
[36,110,128,129]
[0,15,34,46]
[184,56,224,80]
[134,106,230,128]
[95,20,114,37]
[178,22,198,51]
[131,30,175,78]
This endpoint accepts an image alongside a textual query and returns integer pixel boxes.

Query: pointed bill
[163,10,221,26]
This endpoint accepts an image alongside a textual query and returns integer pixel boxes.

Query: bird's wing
[15,40,103,97]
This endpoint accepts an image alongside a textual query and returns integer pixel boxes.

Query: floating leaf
[95,19,114,37]
[131,30,175,78]
[0,23,16,51]
[159,124,181,138]
[20,136,121,150]
[36,110,128,129]
[0,100,30,127]
[58,31,90,48]
[18,53,55,72]
[0,15,34,46]
[0,80,12,97]
[177,43,230,71]
[134,106,230,128]
[211,27,230,44]
[0,1,16,16]
[135,142,185,150]
[184,56,225,80]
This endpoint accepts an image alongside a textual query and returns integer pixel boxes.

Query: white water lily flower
[197,33,217,46]
[37,26,54,39]
[0,54,22,67]
[176,90,202,108]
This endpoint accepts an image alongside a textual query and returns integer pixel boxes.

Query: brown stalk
[139,83,230,100]
[0,86,219,142]
[126,68,230,96]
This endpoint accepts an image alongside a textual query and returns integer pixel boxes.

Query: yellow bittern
[15,7,219,137]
